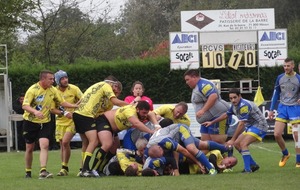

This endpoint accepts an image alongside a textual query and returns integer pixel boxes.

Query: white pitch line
[251,144,296,157]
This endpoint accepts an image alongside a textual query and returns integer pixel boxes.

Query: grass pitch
[0,139,299,190]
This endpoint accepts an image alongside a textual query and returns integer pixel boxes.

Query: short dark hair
[159,118,174,128]
[183,69,200,77]
[124,165,138,176]
[136,100,150,111]
[131,81,145,93]
[228,88,241,96]
[284,57,294,64]
[176,102,188,113]
[39,70,53,80]
[142,168,156,176]
[104,75,118,82]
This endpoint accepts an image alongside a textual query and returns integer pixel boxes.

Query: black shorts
[22,120,52,144]
[95,115,113,134]
[73,112,97,134]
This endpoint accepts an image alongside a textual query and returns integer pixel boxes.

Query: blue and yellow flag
[254,86,264,106]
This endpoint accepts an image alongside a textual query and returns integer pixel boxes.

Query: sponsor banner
[259,48,287,66]
[169,32,199,51]
[170,51,199,69]
[181,8,275,32]
[258,29,287,48]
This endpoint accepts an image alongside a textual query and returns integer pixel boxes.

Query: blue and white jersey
[227,98,268,132]
[143,157,177,175]
[147,124,181,148]
[191,78,229,122]
[270,73,300,110]
[143,157,168,172]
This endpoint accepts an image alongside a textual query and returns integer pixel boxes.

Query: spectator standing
[12,93,25,150]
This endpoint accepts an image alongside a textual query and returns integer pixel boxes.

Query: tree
[0,0,36,60]
[24,0,116,64]
[119,0,181,57]
[0,0,36,34]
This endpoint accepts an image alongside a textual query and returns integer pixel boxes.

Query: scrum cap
[54,70,68,86]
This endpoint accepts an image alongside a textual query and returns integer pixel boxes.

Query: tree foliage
[2,0,300,65]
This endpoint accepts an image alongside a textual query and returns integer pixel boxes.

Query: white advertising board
[170,51,199,69]
[169,32,199,51]
[258,29,287,48]
[258,48,287,66]
[181,8,275,32]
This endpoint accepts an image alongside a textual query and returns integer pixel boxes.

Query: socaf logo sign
[260,31,285,41]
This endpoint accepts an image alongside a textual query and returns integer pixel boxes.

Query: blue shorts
[242,126,267,142]
[276,103,300,124]
[178,124,199,147]
[200,117,229,135]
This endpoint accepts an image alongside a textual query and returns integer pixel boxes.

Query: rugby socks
[82,152,93,171]
[296,154,300,163]
[195,150,213,170]
[282,148,289,156]
[241,150,251,172]
[207,141,227,153]
[91,148,107,171]
[98,151,115,173]
[249,155,257,166]
[62,162,69,172]
[40,167,47,173]
[25,168,32,176]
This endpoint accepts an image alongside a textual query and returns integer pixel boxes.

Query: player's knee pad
[292,124,300,148]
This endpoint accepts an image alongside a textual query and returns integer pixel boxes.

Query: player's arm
[22,105,43,119]
[201,93,218,113]
[176,144,203,169]
[110,97,129,107]
[165,157,180,176]
[202,112,228,127]
[269,77,281,119]
[147,111,161,129]
[128,116,154,134]
[227,120,245,145]
[50,107,72,119]
[60,101,78,108]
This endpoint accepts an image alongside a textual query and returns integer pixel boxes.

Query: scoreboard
[170,9,287,70]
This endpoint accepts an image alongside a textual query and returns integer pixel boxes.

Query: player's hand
[268,111,274,120]
[198,163,206,174]
[64,111,72,119]
[34,110,44,119]
[154,124,161,130]
[226,140,234,147]
[135,96,141,102]
[201,121,212,127]
[196,109,205,118]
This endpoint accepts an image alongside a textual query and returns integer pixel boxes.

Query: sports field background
[0,138,299,190]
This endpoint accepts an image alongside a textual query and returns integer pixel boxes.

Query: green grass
[0,139,300,190]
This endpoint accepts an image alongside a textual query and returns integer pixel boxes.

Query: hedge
[8,57,283,103]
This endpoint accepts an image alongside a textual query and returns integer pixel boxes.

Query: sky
[74,0,127,20]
